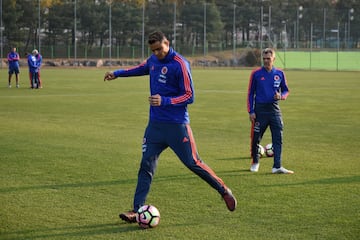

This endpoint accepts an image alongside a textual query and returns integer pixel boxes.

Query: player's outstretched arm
[104,71,116,81]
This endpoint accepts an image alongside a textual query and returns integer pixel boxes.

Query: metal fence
[2,2,359,71]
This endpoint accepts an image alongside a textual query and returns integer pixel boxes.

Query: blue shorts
[9,66,20,75]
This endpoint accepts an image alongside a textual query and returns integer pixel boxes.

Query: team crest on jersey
[161,66,168,75]
[274,75,280,81]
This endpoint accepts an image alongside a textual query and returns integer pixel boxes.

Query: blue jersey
[113,47,194,124]
[7,51,20,69]
[36,54,43,68]
[27,54,39,73]
[247,66,289,114]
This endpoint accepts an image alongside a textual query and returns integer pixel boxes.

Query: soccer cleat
[119,210,137,223]
[16,84,20,88]
[8,85,11,88]
[272,167,294,174]
[250,163,260,172]
[222,188,237,212]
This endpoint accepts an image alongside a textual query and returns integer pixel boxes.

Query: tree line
[2,0,358,58]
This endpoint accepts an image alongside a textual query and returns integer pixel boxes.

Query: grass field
[0,68,359,240]
[274,51,360,71]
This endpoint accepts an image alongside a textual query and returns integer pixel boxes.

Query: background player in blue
[7,47,20,88]
[27,50,40,88]
[104,31,237,223]
[33,49,43,88]
[247,48,294,174]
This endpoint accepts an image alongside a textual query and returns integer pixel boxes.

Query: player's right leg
[8,70,12,88]
[120,123,167,223]
[250,116,268,172]
[29,72,33,88]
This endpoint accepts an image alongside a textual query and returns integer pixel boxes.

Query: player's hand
[149,94,162,106]
[274,92,281,100]
[104,71,115,81]
[274,91,281,100]
[249,113,256,122]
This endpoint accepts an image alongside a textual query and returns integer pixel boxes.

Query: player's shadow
[2,222,139,240]
[216,156,250,161]
[0,155,250,194]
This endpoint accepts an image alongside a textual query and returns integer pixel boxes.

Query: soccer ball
[257,144,265,157]
[265,143,274,157]
[136,205,160,229]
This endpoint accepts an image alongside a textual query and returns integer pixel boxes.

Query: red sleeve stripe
[171,55,193,104]
[125,60,146,72]
[247,68,259,112]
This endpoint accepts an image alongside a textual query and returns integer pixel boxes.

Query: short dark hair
[148,31,166,44]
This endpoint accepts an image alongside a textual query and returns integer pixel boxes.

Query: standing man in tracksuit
[27,50,39,88]
[7,47,20,88]
[247,48,294,174]
[104,31,237,223]
[34,50,43,88]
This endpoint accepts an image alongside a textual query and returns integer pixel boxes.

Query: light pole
[38,0,41,52]
[296,6,303,48]
[348,8,354,48]
[0,0,3,69]
[74,0,77,65]
[108,0,112,64]
[173,2,176,50]
[232,2,236,64]
[141,1,145,61]
[203,2,207,58]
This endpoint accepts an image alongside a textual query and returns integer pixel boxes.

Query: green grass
[273,51,360,71]
[0,68,359,240]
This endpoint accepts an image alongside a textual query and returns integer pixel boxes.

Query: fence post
[84,45,87,59]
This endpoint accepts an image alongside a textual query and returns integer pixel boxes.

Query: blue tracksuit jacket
[113,47,194,124]
[247,66,289,114]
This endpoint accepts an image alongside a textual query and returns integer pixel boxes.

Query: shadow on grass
[0,157,249,193]
[0,174,205,193]
[261,175,360,187]
[3,169,358,194]
[216,156,250,161]
[2,222,139,240]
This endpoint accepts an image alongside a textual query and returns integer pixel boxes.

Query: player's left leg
[168,124,236,211]
[15,70,20,88]
[38,71,42,88]
[269,114,284,169]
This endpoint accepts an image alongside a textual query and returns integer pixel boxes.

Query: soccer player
[27,50,42,88]
[7,47,20,88]
[27,50,40,88]
[104,31,237,223]
[34,50,43,88]
[247,48,294,174]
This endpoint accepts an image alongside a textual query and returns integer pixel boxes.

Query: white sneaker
[272,167,294,174]
[8,85,11,88]
[16,84,20,88]
[250,163,260,172]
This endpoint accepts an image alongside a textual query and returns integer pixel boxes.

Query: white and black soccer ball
[136,205,160,229]
[257,144,265,158]
[265,143,274,157]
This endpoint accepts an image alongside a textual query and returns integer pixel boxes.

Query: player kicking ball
[104,31,237,223]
